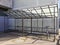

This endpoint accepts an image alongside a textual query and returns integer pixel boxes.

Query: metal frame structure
[5,4,58,41]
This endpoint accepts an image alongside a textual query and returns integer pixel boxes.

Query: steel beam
[53,7,56,42]
[31,17,32,33]
[48,5,52,16]
[40,7,46,17]
[22,18,24,36]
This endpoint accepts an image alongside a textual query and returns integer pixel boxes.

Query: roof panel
[35,10,41,14]
[43,8,49,13]
[50,8,54,12]
[6,4,58,19]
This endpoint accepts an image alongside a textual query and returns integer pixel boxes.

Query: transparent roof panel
[51,13,54,15]
[6,4,58,19]
[36,10,41,14]
[43,8,49,13]
[50,8,54,12]
[31,10,37,14]
[55,13,58,17]
[55,7,57,12]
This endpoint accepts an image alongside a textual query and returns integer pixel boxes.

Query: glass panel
[51,13,54,16]
[55,7,57,12]
[55,13,58,17]
[50,8,54,12]
[36,10,41,13]
[31,10,37,14]
[43,8,49,13]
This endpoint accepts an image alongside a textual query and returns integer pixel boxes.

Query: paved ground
[0,32,57,45]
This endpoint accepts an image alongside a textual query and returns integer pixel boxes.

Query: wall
[0,16,4,32]
[8,19,15,30]
[8,18,58,34]
[0,0,12,8]
[0,11,8,32]
[4,16,8,31]
[13,0,58,10]
[0,16,8,32]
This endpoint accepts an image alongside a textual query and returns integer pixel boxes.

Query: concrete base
[0,32,57,45]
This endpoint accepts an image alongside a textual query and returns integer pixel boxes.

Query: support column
[6,16,9,32]
[53,7,56,42]
[37,18,38,32]
[15,19,16,30]
[4,16,5,32]
[31,17,32,33]
[22,18,24,35]
[41,9,43,33]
